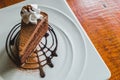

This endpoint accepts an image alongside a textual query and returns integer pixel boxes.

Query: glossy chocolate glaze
[6,23,58,78]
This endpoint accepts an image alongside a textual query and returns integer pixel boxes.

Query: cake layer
[19,12,48,64]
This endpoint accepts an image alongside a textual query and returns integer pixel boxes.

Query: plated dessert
[6,4,58,78]
[19,5,48,64]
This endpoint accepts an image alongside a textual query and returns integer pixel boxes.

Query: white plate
[0,0,111,79]
[0,5,86,80]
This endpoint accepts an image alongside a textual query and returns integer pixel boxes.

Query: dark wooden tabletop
[0,0,24,8]
[1,0,120,79]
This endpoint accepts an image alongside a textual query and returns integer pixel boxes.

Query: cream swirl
[21,4,43,24]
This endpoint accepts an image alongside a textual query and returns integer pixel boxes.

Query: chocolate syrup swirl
[6,23,58,78]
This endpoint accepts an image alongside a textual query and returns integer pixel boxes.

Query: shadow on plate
[0,48,16,76]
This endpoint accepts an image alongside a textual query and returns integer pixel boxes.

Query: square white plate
[0,0,111,80]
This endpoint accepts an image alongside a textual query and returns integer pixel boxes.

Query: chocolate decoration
[6,23,58,78]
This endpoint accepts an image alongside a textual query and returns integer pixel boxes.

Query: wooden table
[67,0,120,79]
[1,0,120,79]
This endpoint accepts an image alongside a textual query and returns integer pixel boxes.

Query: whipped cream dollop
[21,4,43,24]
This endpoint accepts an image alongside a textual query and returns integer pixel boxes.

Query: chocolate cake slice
[5,4,58,78]
[19,5,48,64]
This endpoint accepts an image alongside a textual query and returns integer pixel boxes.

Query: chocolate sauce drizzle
[6,23,58,78]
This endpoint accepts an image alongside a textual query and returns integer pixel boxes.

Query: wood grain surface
[0,0,24,8]
[67,0,120,79]
[0,0,120,79]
